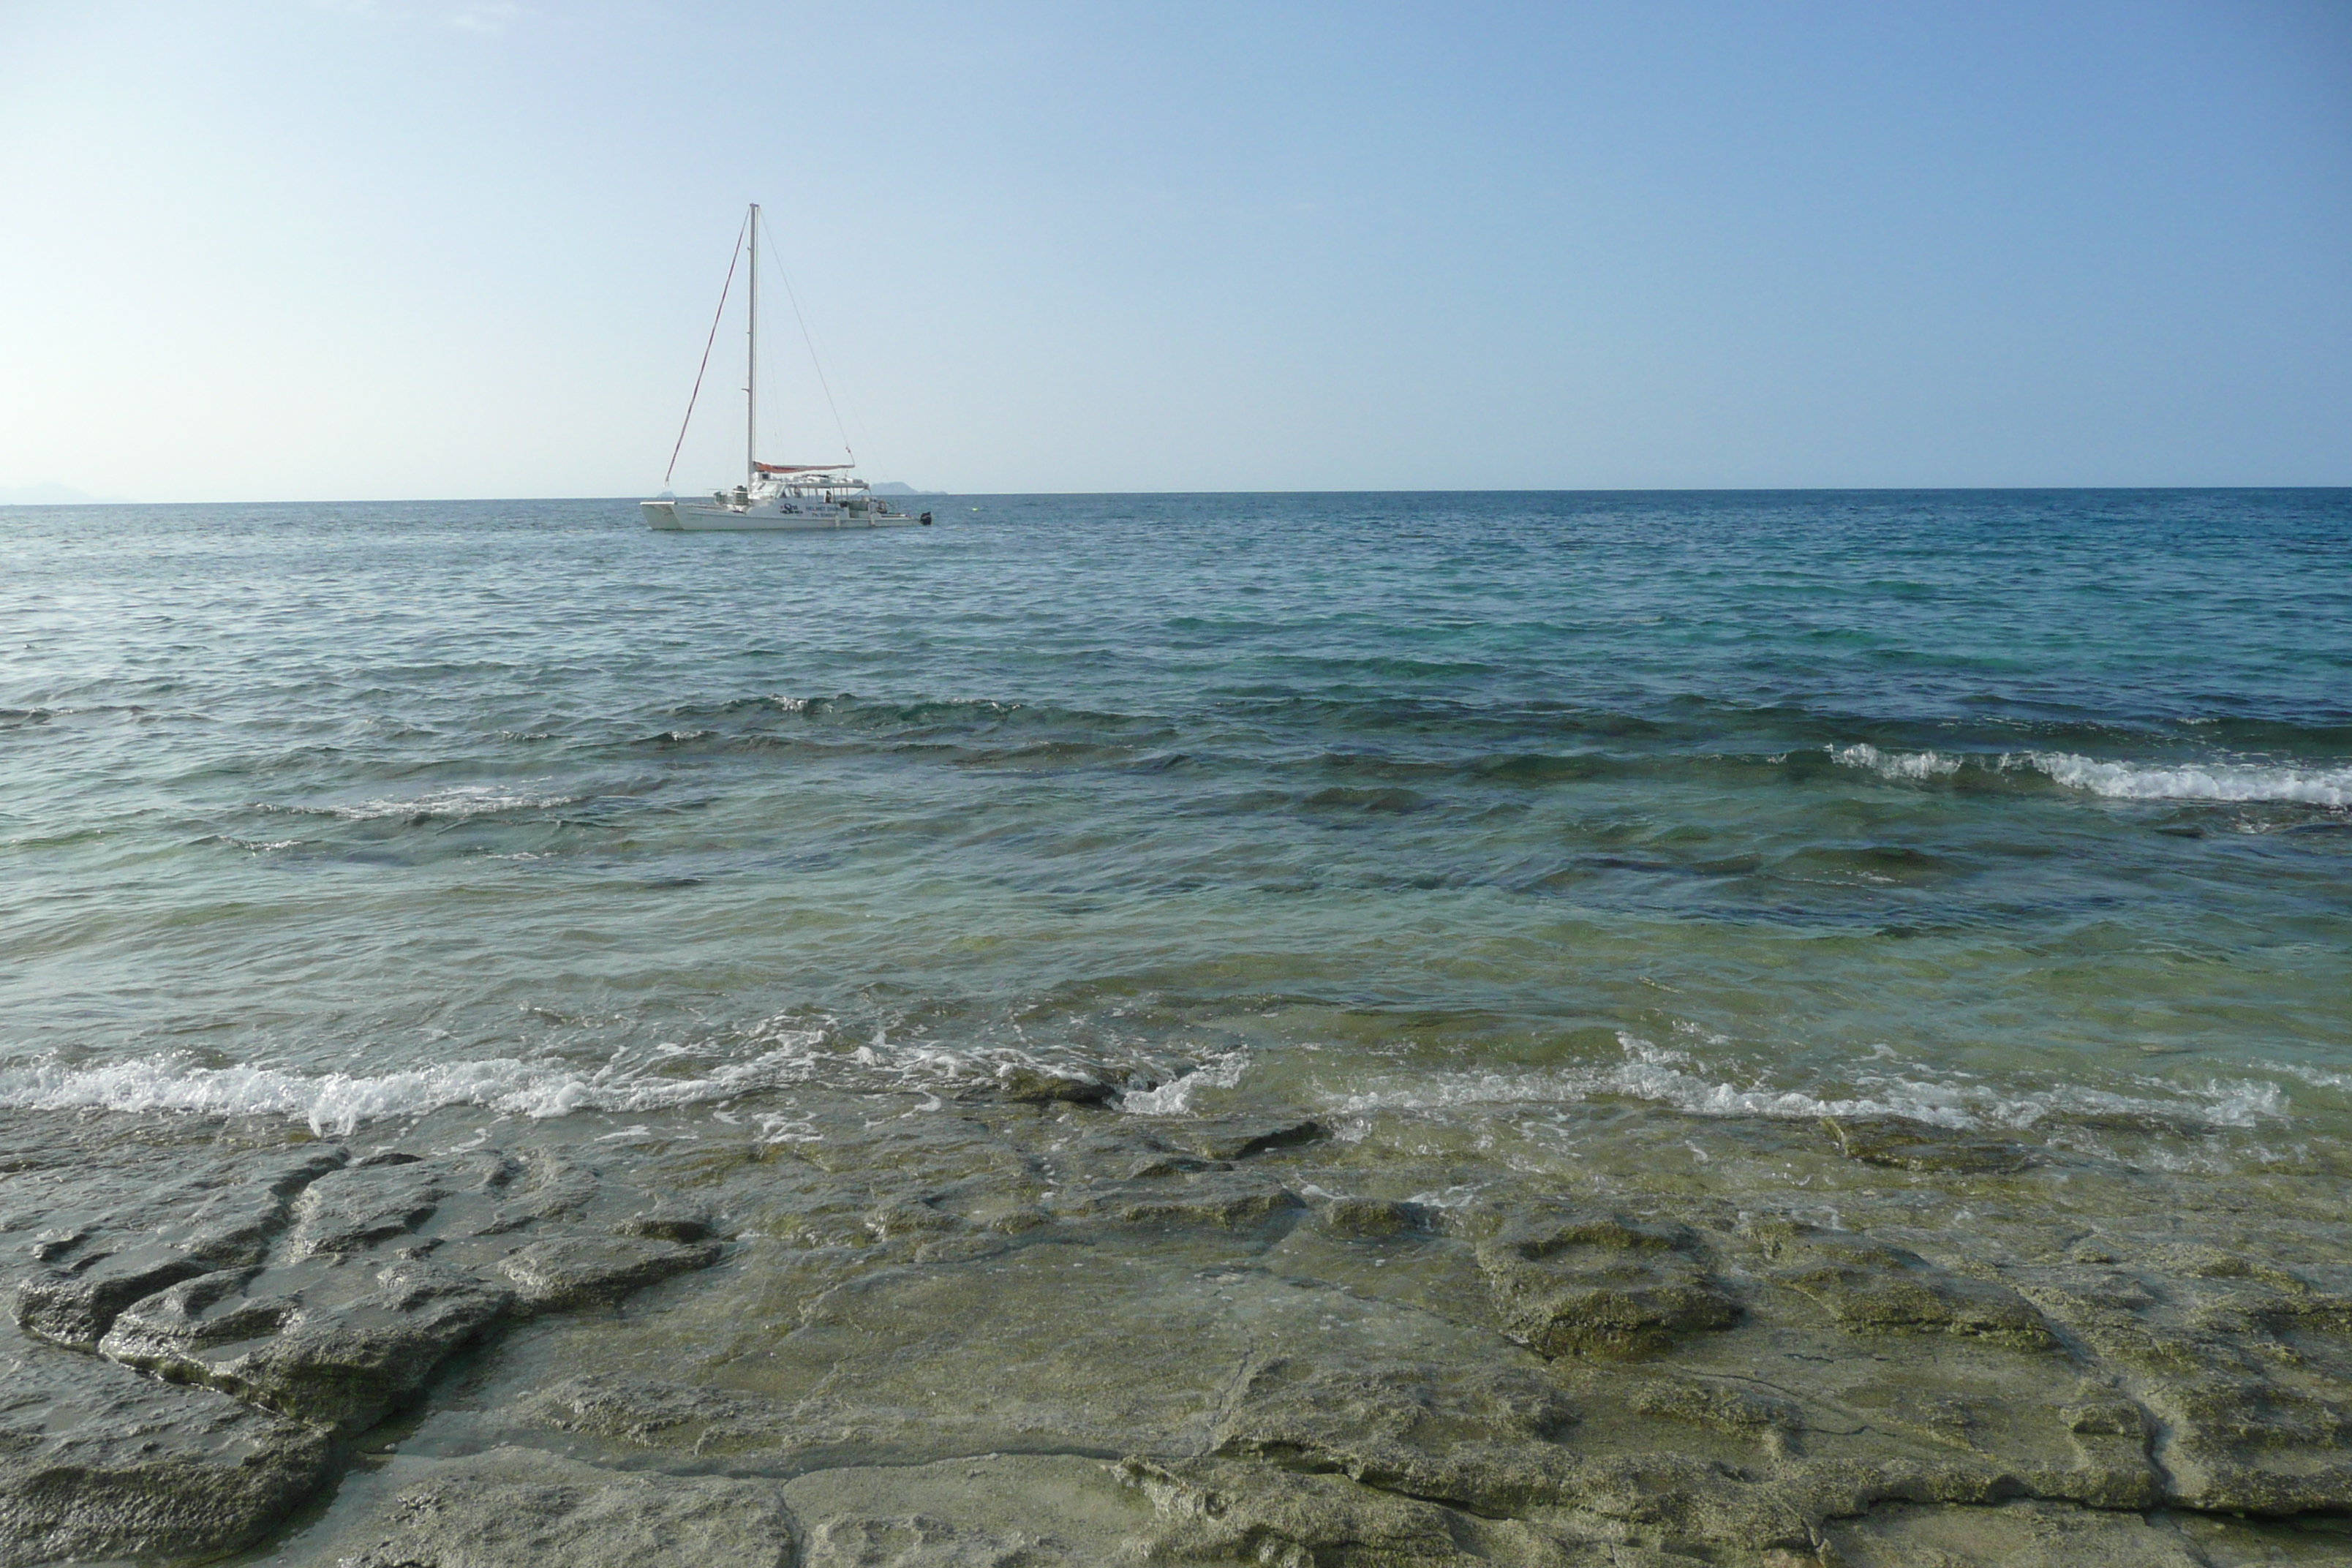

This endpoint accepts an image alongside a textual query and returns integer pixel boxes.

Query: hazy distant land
[0,483,133,505]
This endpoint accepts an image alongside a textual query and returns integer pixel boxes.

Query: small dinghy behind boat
[641,203,928,533]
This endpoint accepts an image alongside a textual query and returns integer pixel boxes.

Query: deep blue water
[2,491,2347,1149]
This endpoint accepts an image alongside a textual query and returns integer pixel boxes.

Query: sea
[3,489,2348,1166]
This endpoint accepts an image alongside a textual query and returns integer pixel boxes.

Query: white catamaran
[641,204,927,532]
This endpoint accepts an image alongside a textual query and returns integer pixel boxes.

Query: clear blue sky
[3,1,2347,499]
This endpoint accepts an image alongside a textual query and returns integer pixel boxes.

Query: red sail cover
[754,461,853,475]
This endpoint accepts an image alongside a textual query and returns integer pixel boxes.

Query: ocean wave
[1831,743,1963,781]
[1118,1051,1249,1115]
[1830,743,2351,805]
[667,693,1161,736]
[2264,1061,2352,1092]
[0,1040,828,1137]
[2013,752,2352,806]
[647,691,2351,807]
[263,783,587,821]
[0,1025,1205,1137]
[1319,1033,2289,1135]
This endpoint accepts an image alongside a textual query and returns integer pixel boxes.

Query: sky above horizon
[2,1,2348,500]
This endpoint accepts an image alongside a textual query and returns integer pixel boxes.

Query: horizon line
[7,483,2351,508]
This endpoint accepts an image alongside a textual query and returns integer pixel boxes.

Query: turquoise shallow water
[2,491,2348,1154]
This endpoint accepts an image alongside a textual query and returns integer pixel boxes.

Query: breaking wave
[261,783,587,821]
[1118,1051,1249,1115]
[0,1027,1229,1139]
[1830,743,2351,805]
[1319,1033,2290,1134]
[2266,1061,2352,1092]
[1829,743,1963,781]
[2016,752,2352,806]
[0,1044,832,1137]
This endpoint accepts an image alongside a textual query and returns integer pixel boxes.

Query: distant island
[868,482,943,496]
[0,483,132,505]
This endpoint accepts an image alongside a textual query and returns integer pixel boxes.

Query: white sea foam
[1316,1034,2290,1135]
[0,1016,1202,1136]
[1830,743,1963,781]
[268,783,585,821]
[2264,1061,2352,1092]
[2013,752,2352,806]
[1119,1052,1249,1115]
[1830,742,2351,805]
[0,1036,830,1137]
[1403,1186,1483,1210]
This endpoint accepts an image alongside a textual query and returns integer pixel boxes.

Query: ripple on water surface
[0,490,2345,1164]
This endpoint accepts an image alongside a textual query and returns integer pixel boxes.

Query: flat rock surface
[306,1447,794,1568]
[4,1082,2351,1567]
[0,1120,725,1557]
[0,1335,331,1568]
[780,1452,1159,1566]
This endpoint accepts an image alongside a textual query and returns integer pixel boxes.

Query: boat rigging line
[663,209,750,488]
[756,204,856,469]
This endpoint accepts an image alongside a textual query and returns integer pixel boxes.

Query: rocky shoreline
[6,1076,2351,1566]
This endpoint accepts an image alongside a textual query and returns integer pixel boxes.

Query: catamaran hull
[641,501,924,532]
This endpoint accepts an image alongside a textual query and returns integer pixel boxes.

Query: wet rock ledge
[3,1136,717,1564]
[5,1092,2352,1566]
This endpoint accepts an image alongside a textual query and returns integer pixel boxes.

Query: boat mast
[746,203,758,487]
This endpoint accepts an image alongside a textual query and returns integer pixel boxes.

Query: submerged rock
[1093,1171,1307,1229]
[1823,1498,2213,1567]
[1820,1116,2040,1175]
[1316,1194,1432,1239]
[782,1452,1159,1567]
[1211,1357,1583,1516]
[1168,1114,1329,1161]
[994,1066,1117,1104]
[1116,1455,1612,1567]
[9,1082,2352,1565]
[6,1152,356,1349]
[284,1155,459,1259]
[95,1263,293,1364]
[500,1234,723,1311]
[1475,1209,1740,1358]
[0,1338,332,1568]
[142,1258,514,1433]
[615,1199,719,1243]
[1756,1222,2058,1349]
[4,1128,724,1495]
[2146,1374,2352,1514]
[14,1245,216,1350]
[513,1373,795,1454]
[319,1447,794,1568]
